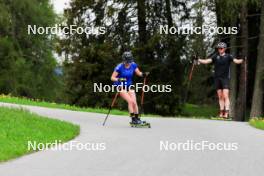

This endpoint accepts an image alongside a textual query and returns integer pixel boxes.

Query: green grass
[181,103,218,118]
[249,118,264,130]
[0,95,218,118]
[0,95,128,116]
[0,106,79,162]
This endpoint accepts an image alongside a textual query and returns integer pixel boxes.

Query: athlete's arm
[135,68,143,77]
[198,58,213,64]
[135,68,149,77]
[233,58,244,64]
[111,71,119,82]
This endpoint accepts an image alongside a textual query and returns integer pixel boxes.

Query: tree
[235,1,248,121]
[186,0,215,105]
[137,0,147,45]
[61,0,118,107]
[250,0,264,118]
[0,0,59,101]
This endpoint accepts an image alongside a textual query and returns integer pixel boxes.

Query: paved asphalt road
[0,102,264,176]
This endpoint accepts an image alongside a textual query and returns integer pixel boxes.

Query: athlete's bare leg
[222,89,230,118]
[217,89,225,117]
[119,90,135,113]
[128,89,139,114]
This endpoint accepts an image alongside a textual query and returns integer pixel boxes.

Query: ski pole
[140,76,147,115]
[244,56,247,120]
[184,56,197,103]
[188,62,195,81]
[103,92,119,126]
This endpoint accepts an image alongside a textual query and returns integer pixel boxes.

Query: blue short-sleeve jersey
[113,62,138,86]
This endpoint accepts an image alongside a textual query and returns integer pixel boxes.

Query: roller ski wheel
[129,120,151,128]
[223,116,232,121]
[210,116,232,121]
[130,122,151,128]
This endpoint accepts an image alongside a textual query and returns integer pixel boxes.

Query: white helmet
[216,42,227,48]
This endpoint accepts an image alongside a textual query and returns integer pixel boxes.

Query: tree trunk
[235,2,248,121]
[229,17,238,118]
[136,0,148,65]
[137,0,147,44]
[250,0,264,118]
[165,0,173,28]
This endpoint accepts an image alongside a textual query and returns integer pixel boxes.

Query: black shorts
[214,77,230,90]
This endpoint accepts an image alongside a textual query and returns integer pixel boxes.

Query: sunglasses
[218,48,225,50]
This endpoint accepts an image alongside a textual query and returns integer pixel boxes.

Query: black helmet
[216,42,227,48]
[122,51,134,63]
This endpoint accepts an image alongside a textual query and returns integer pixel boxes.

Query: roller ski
[211,117,232,121]
[130,118,151,128]
[129,113,151,128]
[210,110,232,121]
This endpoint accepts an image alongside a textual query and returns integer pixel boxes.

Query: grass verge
[0,94,128,115]
[0,95,217,118]
[181,103,218,118]
[0,106,79,162]
[249,118,264,130]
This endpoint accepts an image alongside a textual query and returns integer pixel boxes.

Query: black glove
[191,55,200,65]
[236,54,246,60]
[192,55,198,62]
[142,72,150,77]
[118,78,127,82]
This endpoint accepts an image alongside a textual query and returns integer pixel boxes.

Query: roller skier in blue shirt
[111,51,149,126]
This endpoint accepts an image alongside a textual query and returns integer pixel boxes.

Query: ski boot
[223,110,232,121]
[211,110,225,120]
[211,110,232,121]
